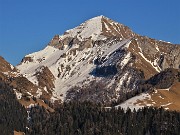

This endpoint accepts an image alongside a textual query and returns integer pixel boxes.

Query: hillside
[16,16,180,108]
[118,68,180,111]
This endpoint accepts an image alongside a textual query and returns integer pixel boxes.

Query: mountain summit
[48,15,134,48]
[16,16,180,110]
[63,15,134,40]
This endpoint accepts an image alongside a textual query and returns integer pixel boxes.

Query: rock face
[118,69,180,111]
[0,56,16,73]
[0,56,45,101]
[16,16,180,106]
[146,68,180,89]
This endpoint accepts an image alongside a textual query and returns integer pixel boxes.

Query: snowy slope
[116,93,152,111]
[16,15,180,106]
[17,38,132,101]
[65,16,103,41]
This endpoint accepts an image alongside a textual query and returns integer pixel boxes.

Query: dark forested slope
[0,79,27,135]
[26,102,180,135]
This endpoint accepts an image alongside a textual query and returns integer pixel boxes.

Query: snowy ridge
[64,16,104,41]
[60,15,132,42]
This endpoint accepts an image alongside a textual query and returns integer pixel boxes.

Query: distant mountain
[3,15,179,110]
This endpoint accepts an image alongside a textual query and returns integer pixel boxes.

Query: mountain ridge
[1,15,179,110]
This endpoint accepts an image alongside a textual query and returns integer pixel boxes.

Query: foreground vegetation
[0,80,180,135]
[27,102,180,135]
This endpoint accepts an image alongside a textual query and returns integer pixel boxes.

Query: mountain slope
[0,75,27,134]
[0,56,44,102]
[16,16,180,107]
[117,68,180,111]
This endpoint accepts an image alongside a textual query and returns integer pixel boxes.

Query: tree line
[26,102,180,135]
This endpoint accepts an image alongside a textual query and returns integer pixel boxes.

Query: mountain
[16,16,180,110]
[0,56,38,94]
[117,68,180,111]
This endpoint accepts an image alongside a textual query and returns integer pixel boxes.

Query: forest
[0,79,180,135]
[26,102,180,135]
[0,79,27,135]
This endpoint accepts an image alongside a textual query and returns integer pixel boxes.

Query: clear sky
[0,0,180,65]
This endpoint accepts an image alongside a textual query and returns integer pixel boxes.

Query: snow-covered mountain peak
[63,15,106,40]
[16,16,180,106]
[63,15,134,40]
[48,15,134,49]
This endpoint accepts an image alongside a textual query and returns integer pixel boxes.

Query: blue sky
[0,0,180,65]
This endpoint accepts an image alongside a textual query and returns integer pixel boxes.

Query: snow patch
[10,64,14,70]
[104,21,111,31]
[155,44,160,52]
[161,103,172,107]
[158,88,170,91]
[116,93,152,111]
[115,72,132,93]
[36,88,42,98]
[14,89,22,99]
[138,44,161,72]
[120,52,131,69]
